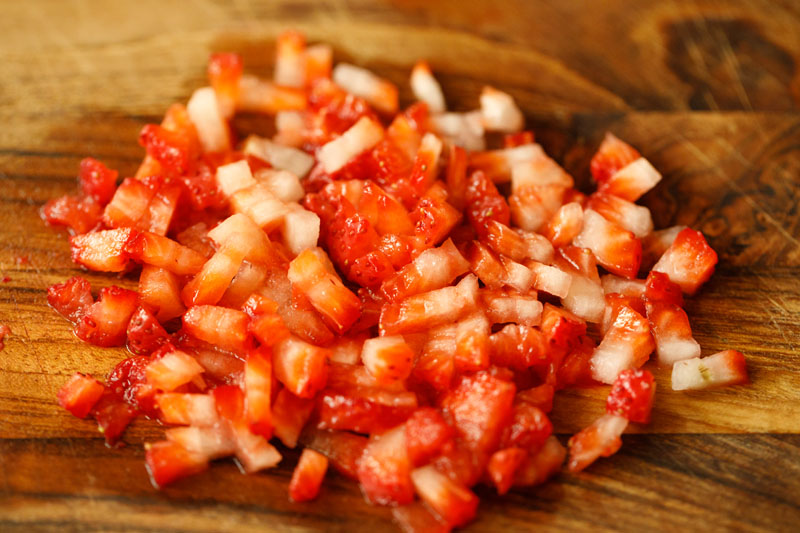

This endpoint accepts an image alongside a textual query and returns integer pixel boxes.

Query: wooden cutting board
[1,1,799,531]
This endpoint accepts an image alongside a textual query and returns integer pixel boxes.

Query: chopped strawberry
[410,183,462,248]
[156,392,219,426]
[646,301,701,365]
[644,271,684,307]
[78,157,118,205]
[145,349,205,392]
[500,402,553,451]
[272,387,315,448]
[358,424,415,505]
[671,350,749,391]
[70,228,134,272]
[487,447,527,495]
[590,133,640,185]
[138,266,186,322]
[316,389,416,435]
[91,390,139,445]
[556,336,598,389]
[207,52,243,117]
[381,238,469,302]
[567,414,628,472]
[513,435,565,487]
[516,383,555,413]
[164,424,236,460]
[361,336,415,383]
[103,178,157,229]
[405,407,455,467]
[57,373,105,419]
[601,293,646,336]
[598,157,662,202]
[591,306,654,384]
[541,201,583,248]
[490,324,548,370]
[244,348,273,437]
[287,248,361,334]
[145,440,209,488]
[573,209,641,279]
[182,305,250,354]
[138,124,198,176]
[107,355,156,415]
[391,502,450,533]
[410,465,478,528]
[465,170,510,237]
[380,275,478,335]
[606,369,656,424]
[41,195,103,235]
[466,241,506,290]
[127,306,169,355]
[75,286,138,347]
[503,131,535,148]
[289,448,329,502]
[273,336,329,398]
[125,231,206,276]
[652,228,718,295]
[586,192,653,238]
[47,276,94,323]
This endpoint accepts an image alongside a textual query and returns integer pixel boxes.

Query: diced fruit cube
[47,276,94,323]
[146,349,205,392]
[361,336,414,383]
[127,306,168,355]
[358,425,415,505]
[567,414,628,472]
[410,465,479,528]
[244,348,273,437]
[289,448,329,502]
[145,440,209,488]
[57,373,105,419]
[598,157,662,201]
[273,336,329,398]
[70,228,134,272]
[606,369,656,424]
[646,301,701,365]
[671,350,749,390]
[573,209,641,279]
[590,306,654,384]
[590,133,640,185]
[652,228,718,295]
[405,407,455,467]
[272,387,315,448]
[156,393,219,426]
[183,305,250,354]
[75,286,139,347]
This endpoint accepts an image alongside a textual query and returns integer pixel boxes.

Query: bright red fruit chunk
[57,373,105,418]
[606,368,656,424]
[289,448,329,502]
[79,157,118,205]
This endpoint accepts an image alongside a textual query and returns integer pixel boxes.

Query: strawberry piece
[381,238,469,302]
[287,248,361,334]
[140,182,182,236]
[145,440,209,488]
[646,301,701,365]
[601,274,646,298]
[503,131,535,148]
[606,369,656,423]
[671,350,749,391]
[516,384,555,413]
[316,389,416,435]
[182,305,250,354]
[145,349,205,392]
[289,448,329,502]
[187,86,231,153]
[541,201,583,248]
[74,286,138,347]
[139,124,198,176]
[244,348,273,437]
[358,425,415,505]
[441,371,515,466]
[103,178,157,229]
[78,157,118,205]
[278,289,337,347]
[590,133,640,185]
[91,390,139,445]
[573,209,641,279]
[509,184,566,233]
[125,231,207,276]
[641,225,686,269]
[138,266,185,322]
[586,192,653,238]
[410,465,478,528]
[41,195,103,235]
[487,447,527,495]
[361,336,415,383]
[411,182,462,248]
[480,86,523,133]
[70,228,134,272]
[598,157,662,201]
[164,425,236,460]
[405,408,455,467]
[445,144,468,210]
[652,228,718,295]
[567,414,628,472]
[500,402,553,451]
[333,63,399,115]
[601,293,646,336]
[47,276,94,323]
[207,52,243,117]
[556,336,598,389]
[107,355,156,415]
[380,274,478,335]
[156,393,219,426]
[127,306,169,355]
[644,271,684,307]
[483,220,554,264]
[57,373,105,419]
[466,241,506,290]
[273,337,329,398]
[513,435,565,487]
[301,428,368,481]
[465,170,510,237]
[318,116,384,174]
[591,306,654,384]
[490,324,548,370]
[272,387,315,448]
[482,290,543,327]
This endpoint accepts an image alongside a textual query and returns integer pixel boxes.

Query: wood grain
[1,0,800,531]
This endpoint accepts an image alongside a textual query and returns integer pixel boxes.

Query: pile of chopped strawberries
[44,31,749,531]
